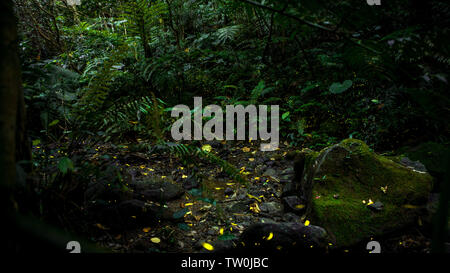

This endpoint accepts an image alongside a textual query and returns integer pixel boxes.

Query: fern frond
[162,142,248,184]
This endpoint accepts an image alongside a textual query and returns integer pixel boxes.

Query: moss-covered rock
[299,138,433,247]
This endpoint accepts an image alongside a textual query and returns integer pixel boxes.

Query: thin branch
[237,0,334,32]
[237,0,380,54]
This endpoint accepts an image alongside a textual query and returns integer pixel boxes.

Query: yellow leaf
[201,144,212,152]
[304,220,310,226]
[219,228,224,235]
[249,202,261,213]
[295,204,305,209]
[242,147,250,152]
[95,223,109,230]
[185,203,193,206]
[247,193,261,202]
[202,242,214,251]
[142,227,151,233]
[150,237,161,243]
[403,204,420,209]
[266,232,273,240]
[184,48,190,53]
[249,158,255,162]
[182,175,188,179]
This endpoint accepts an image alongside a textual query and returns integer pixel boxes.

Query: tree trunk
[0,0,20,205]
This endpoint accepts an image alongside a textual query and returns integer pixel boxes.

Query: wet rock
[132,178,184,202]
[254,165,266,175]
[282,195,306,214]
[367,201,384,212]
[263,168,277,177]
[282,212,302,222]
[399,157,427,173]
[117,199,148,217]
[259,202,283,216]
[280,174,293,182]
[298,225,328,248]
[182,174,200,190]
[118,199,175,225]
[281,182,296,197]
[281,167,295,175]
[228,201,250,213]
[266,161,275,167]
[85,181,130,203]
[224,187,234,195]
[238,222,328,253]
[200,239,238,253]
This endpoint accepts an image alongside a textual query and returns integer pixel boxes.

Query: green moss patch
[304,139,433,247]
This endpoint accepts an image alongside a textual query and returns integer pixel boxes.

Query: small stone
[224,187,234,195]
[182,175,199,190]
[281,167,295,175]
[228,201,249,213]
[263,168,277,177]
[399,157,427,173]
[282,195,306,214]
[259,202,283,215]
[367,201,384,212]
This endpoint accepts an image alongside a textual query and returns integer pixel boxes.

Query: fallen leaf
[249,202,261,213]
[247,193,261,202]
[304,220,310,226]
[202,144,212,152]
[150,237,161,243]
[202,242,214,251]
[142,227,151,233]
[242,147,250,152]
[95,223,109,230]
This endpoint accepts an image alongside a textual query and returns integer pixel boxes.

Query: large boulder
[238,222,328,253]
[296,139,433,247]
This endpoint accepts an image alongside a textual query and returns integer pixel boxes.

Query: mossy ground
[307,139,433,247]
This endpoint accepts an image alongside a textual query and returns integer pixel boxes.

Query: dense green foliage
[18,0,449,152]
[7,0,450,254]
